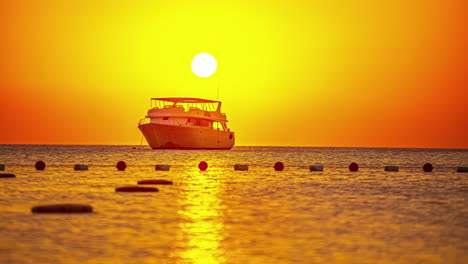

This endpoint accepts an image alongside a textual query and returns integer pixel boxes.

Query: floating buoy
[116,161,126,171]
[138,179,173,185]
[274,162,284,171]
[31,204,93,213]
[457,167,468,173]
[0,164,4,171]
[0,173,15,178]
[349,162,359,172]
[155,165,170,171]
[74,164,88,170]
[198,161,208,171]
[310,165,324,171]
[234,164,249,171]
[384,166,399,172]
[115,186,159,192]
[35,161,46,170]
[423,163,433,172]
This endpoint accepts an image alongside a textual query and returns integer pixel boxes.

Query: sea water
[0,145,467,264]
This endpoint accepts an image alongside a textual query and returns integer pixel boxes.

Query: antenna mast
[217,79,220,101]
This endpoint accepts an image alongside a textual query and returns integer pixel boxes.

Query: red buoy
[349,162,359,172]
[198,161,208,171]
[423,163,433,172]
[116,161,126,171]
[35,161,46,170]
[274,162,284,171]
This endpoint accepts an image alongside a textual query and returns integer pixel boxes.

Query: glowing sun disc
[191,53,217,77]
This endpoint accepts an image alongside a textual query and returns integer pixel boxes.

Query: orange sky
[0,0,466,148]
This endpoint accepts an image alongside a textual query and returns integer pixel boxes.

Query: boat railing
[149,105,226,116]
[139,118,150,125]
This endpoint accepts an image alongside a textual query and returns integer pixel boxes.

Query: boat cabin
[139,97,230,131]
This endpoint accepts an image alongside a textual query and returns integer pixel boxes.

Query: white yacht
[138,98,235,149]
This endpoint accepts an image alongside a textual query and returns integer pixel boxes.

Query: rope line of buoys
[2,160,466,173]
[31,204,93,213]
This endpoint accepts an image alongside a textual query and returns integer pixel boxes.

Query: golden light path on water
[1,146,468,264]
[174,167,225,264]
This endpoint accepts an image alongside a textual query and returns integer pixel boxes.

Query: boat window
[189,118,199,126]
[163,117,169,120]
[199,119,211,127]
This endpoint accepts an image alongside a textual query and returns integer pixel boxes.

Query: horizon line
[0,143,466,150]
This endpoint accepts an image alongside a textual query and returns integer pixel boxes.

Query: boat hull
[138,123,235,149]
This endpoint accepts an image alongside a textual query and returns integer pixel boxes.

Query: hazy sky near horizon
[1,0,466,148]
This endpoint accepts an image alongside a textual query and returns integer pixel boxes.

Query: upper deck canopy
[151,97,220,104]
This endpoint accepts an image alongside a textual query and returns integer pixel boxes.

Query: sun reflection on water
[175,169,225,264]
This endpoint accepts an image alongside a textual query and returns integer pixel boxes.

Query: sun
[191,53,217,77]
